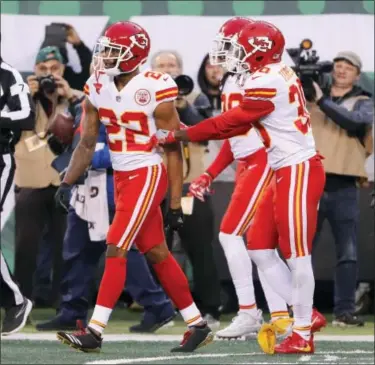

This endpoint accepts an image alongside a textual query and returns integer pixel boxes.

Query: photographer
[13,46,84,303]
[308,51,373,327]
[151,50,222,328]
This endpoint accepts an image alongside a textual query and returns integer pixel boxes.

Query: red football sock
[153,253,193,310]
[96,256,127,308]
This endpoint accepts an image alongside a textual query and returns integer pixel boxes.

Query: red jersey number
[98,108,150,153]
[253,121,271,149]
[221,92,243,112]
[289,79,311,134]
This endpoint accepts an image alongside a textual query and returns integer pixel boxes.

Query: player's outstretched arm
[176,99,275,143]
[63,97,100,185]
[154,101,183,210]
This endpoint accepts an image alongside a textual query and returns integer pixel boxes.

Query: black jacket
[62,42,92,91]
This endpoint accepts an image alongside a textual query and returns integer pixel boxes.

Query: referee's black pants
[14,185,66,304]
[1,151,24,308]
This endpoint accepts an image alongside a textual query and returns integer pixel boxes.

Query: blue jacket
[51,102,115,210]
[90,123,115,211]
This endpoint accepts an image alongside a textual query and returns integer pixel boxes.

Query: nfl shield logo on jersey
[134,89,151,106]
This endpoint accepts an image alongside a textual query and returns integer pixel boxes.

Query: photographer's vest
[309,95,373,181]
[14,89,83,188]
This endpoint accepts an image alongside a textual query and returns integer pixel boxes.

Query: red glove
[188,172,213,202]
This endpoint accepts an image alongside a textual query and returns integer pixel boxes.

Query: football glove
[188,172,213,202]
[54,182,71,213]
[166,207,184,231]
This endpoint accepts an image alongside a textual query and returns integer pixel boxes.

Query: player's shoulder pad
[139,70,178,104]
[243,69,279,101]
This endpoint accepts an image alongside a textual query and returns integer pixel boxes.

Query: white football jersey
[222,75,264,160]
[84,70,178,171]
[242,63,316,170]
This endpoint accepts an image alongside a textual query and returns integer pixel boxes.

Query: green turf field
[1,309,374,364]
[2,336,374,364]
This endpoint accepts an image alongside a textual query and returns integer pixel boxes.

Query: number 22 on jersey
[98,108,150,153]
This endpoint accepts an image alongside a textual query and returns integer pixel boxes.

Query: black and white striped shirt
[0,60,35,149]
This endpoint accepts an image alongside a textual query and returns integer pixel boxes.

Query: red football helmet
[92,21,151,76]
[226,20,285,74]
[209,17,254,66]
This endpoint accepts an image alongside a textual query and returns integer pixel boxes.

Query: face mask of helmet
[92,38,134,76]
[209,35,232,66]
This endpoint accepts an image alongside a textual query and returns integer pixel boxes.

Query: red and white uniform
[214,75,272,236]
[186,63,325,259]
[84,70,178,252]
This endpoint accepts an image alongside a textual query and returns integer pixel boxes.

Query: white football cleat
[215,310,263,339]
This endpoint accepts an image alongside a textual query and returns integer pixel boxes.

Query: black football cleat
[1,297,33,336]
[171,324,214,352]
[56,321,102,353]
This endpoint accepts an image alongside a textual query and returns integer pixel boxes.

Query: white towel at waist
[70,169,109,242]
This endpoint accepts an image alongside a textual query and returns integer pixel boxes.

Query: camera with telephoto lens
[287,39,333,102]
[37,75,57,94]
[174,74,194,97]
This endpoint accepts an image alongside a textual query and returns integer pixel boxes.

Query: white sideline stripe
[84,351,375,365]
[1,333,374,342]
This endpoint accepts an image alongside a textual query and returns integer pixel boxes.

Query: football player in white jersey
[148,20,326,354]
[54,21,213,353]
[188,17,293,340]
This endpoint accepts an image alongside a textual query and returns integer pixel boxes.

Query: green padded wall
[2,0,373,17]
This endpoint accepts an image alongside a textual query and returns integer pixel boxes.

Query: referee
[1,34,35,335]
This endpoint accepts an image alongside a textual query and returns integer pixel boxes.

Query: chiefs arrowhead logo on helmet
[129,33,149,49]
[248,36,273,54]
[226,21,285,74]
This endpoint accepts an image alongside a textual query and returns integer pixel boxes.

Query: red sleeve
[186,99,275,142]
[206,140,234,179]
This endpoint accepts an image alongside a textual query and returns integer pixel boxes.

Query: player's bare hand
[54,76,74,99]
[188,172,213,202]
[312,81,324,102]
[27,75,39,96]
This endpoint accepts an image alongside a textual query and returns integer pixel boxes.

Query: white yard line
[84,351,375,365]
[1,333,374,342]
[86,353,258,365]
